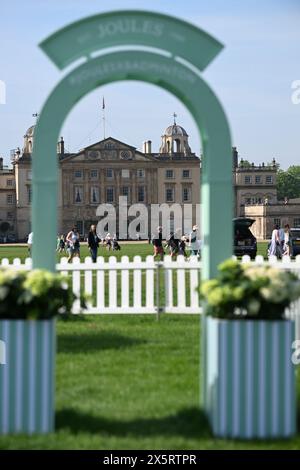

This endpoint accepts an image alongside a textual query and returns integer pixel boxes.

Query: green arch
[32,10,233,422]
[32,49,232,279]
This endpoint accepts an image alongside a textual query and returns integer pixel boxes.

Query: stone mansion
[0,119,297,241]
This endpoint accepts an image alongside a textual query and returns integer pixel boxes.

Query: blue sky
[0,0,299,168]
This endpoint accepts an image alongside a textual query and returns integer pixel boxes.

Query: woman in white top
[283,224,291,257]
[268,225,281,258]
[105,233,112,251]
[66,227,80,262]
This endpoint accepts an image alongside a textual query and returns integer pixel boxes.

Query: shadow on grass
[58,331,147,353]
[56,407,212,439]
[58,314,88,322]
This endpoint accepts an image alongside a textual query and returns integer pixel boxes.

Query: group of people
[152,225,201,260]
[55,226,121,263]
[268,224,292,258]
[28,225,200,263]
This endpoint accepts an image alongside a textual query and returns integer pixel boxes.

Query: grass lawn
[0,241,268,263]
[0,315,299,450]
[2,241,292,450]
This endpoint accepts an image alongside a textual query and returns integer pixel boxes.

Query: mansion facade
[0,120,292,241]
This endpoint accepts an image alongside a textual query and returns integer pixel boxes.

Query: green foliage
[0,269,86,319]
[277,166,300,200]
[239,159,252,168]
[199,258,300,320]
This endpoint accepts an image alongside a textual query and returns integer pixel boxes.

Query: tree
[277,166,300,200]
[239,159,252,168]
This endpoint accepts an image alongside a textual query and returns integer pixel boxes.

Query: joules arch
[32,10,232,280]
[31,9,233,419]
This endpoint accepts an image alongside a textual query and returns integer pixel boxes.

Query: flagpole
[102,97,106,139]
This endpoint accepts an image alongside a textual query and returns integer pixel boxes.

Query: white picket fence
[0,255,201,315]
[1,255,300,327]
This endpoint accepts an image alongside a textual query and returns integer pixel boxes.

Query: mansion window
[122,169,130,178]
[27,171,32,180]
[137,186,145,202]
[104,143,115,150]
[266,175,273,184]
[166,187,174,202]
[294,218,300,228]
[182,187,191,202]
[122,186,130,198]
[74,170,83,178]
[137,169,145,178]
[244,175,252,184]
[274,218,281,227]
[90,169,98,179]
[166,169,174,179]
[74,186,83,204]
[106,187,114,203]
[106,168,113,178]
[7,212,13,220]
[90,187,100,204]
[245,197,263,205]
[182,170,190,179]
[6,179,13,187]
[6,194,14,204]
[255,175,261,184]
[27,186,32,204]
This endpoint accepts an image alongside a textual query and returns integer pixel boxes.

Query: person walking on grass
[283,224,291,257]
[66,227,80,263]
[152,226,164,261]
[178,235,187,258]
[189,225,198,256]
[88,224,100,263]
[105,233,112,251]
[27,231,33,256]
[56,234,65,253]
[268,224,281,258]
[165,230,180,259]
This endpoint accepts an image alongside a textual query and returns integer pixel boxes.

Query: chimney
[0,157,3,170]
[232,146,238,168]
[143,141,147,153]
[146,140,152,153]
[58,136,64,156]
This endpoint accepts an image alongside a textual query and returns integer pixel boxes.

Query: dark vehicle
[291,228,300,257]
[233,218,257,259]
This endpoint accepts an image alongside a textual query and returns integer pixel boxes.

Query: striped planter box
[0,320,56,434]
[205,317,296,439]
